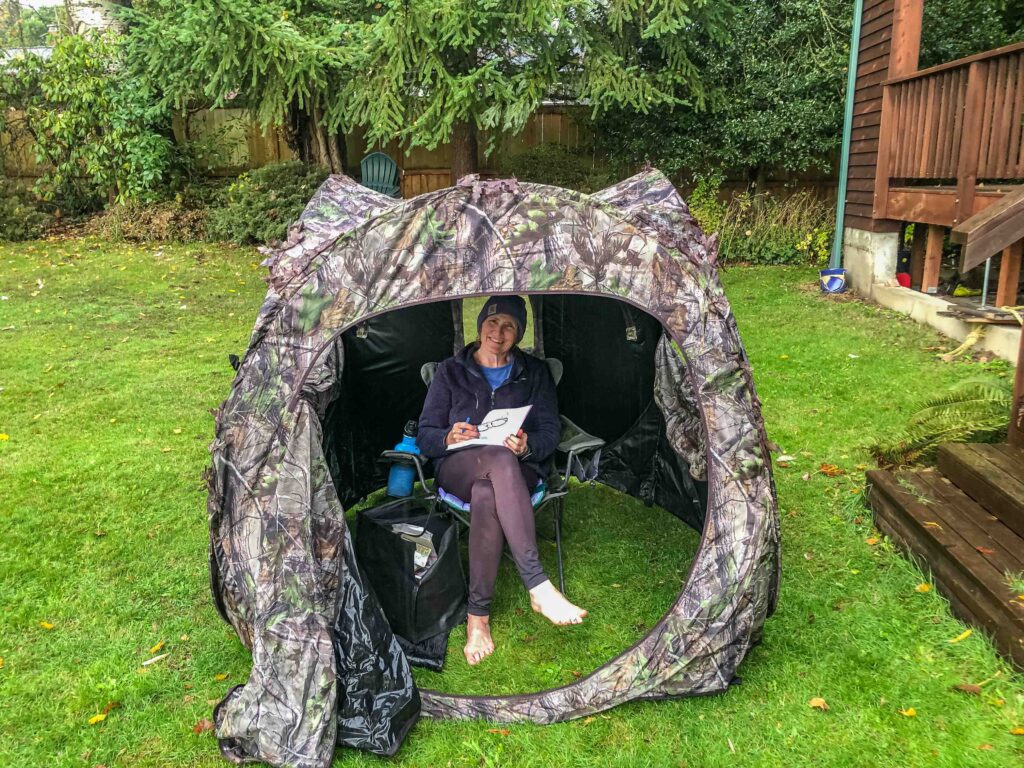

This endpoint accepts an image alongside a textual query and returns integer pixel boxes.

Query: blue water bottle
[386,420,420,497]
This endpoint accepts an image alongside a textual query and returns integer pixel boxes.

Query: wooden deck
[866,443,1024,668]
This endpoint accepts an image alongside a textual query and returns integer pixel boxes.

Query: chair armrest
[557,415,606,454]
[379,451,430,491]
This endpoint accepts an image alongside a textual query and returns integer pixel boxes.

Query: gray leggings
[436,446,546,616]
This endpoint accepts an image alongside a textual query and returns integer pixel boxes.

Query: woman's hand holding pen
[445,421,480,446]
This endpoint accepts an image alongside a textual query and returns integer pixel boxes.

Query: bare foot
[529,580,588,626]
[464,614,495,665]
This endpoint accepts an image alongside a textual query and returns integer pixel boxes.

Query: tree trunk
[451,119,479,181]
[285,102,347,174]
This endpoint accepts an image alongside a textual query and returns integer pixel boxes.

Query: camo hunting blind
[207,170,780,768]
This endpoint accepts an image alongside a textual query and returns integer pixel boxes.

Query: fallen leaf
[193,718,215,734]
[855,463,869,471]
[954,683,982,695]
[88,713,107,725]
[141,653,169,667]
[486,728,510,736]
[819,463,844,477]
[948,629,973,644]
[898,707,917,717]
[570,670,582,679]
[777,461,791,468]
[150,641,165,654]
[923,521,943,530]
[214,673,229,681]
[1010,728,1024,735]
[0,657,4,669]
[808,697,829,711]
[583,716,596,725]
[977,744,992,750]
[777,454,796,463]
[991,698,1005,708]
[779,354,790,360]
[0,434,8,441]
[39,621,54,630]
[975,546,996,556]
[803,551,814,560]
[915,583,931,593]
[865,537,880,546]
[173,428,182,435]
[801,472,810,481]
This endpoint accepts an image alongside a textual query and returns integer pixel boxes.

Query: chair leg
[554,497,565,594]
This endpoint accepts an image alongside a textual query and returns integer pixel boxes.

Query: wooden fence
[3,106,590,184]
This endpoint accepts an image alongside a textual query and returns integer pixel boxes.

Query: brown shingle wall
[845,0,900,232]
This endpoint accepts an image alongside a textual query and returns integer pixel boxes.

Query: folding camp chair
[382,358,605,593]
[359,151,401,197]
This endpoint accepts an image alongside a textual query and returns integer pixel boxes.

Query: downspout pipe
[829,0,865,269]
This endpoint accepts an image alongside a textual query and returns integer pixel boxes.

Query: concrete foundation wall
[842,226,1020,363]
[843,227,898,299]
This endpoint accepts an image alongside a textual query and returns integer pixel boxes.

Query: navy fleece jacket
[417,344,560,479]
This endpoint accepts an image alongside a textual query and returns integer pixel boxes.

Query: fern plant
[870,376,1012,467]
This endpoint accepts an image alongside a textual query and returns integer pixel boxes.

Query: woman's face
[479,313,519,358]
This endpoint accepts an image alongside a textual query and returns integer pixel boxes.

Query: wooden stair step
[866,468,1024,668]
[937,443,1024,538]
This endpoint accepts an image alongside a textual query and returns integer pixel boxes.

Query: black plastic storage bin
[355,497,467,644]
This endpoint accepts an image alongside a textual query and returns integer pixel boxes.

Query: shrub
[687,176,834,266]
[205,161,330,245]
[494,144,615,194]
[84,181,225,242]
[869,375,1012,467]
[0,32,173,213]
[0,178,51,241]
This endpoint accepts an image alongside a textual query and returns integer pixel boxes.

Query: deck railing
[875,42,1024,224]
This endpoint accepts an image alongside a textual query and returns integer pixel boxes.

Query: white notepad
[446,405,533,451]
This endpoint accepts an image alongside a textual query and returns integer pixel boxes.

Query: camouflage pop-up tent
[208,170,780,768]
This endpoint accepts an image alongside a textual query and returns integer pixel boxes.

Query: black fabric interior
[537,294,662,442]
[322,294,704,529]
[322,302,456,507]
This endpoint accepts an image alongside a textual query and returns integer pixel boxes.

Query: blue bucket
[819,268,848,294]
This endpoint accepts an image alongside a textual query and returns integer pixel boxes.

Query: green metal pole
[829,0,865,269]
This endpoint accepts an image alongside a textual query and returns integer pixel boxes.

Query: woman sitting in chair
[418,295,588,665]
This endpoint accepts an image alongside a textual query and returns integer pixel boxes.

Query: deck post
[995,240,1022,308]
[922,224,944,293]
[873,0,924,222]
[910,223,927,287]
[954,61,989,226]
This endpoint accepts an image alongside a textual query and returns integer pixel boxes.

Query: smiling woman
[417,294,588,666]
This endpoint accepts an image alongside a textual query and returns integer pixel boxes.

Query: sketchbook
[446,405,532,451]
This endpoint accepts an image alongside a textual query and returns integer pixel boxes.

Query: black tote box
[355,498,467,644]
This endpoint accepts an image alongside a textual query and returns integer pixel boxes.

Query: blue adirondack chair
[360,152,401,197]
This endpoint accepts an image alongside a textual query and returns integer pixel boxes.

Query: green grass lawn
[1,238,1021,767]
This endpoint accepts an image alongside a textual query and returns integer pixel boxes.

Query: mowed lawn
[0,237,1021,767]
